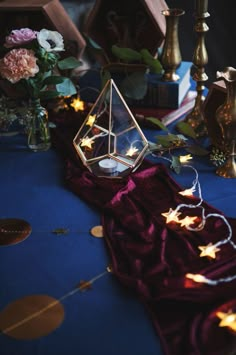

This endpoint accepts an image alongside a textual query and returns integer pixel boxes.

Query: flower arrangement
[0,28,81,100]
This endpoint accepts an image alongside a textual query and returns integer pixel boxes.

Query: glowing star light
[126,146,139,157]
[198,243,221,259]
[80,136,94,149]
[161,208,181,224]
[86,114,96,127]
[70,97,85,112]
[179,186,196,196]
[178,215,198,228]
[217,311,236,332]
[179,154,193,163]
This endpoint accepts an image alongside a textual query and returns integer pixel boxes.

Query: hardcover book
[140,61,192,109]
[78,61,192,110]
[132,90,197,128]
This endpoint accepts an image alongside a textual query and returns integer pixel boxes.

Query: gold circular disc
[0,295,64,340]
[0,218,32,246]
[90,225,104,238]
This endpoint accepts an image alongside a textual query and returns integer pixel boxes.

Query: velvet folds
[52,114,236,355]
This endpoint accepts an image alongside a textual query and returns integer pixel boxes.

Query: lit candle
[98,159,118,173]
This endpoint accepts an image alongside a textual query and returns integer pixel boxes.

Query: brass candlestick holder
[161,8,185,82]
[184,0,209,136]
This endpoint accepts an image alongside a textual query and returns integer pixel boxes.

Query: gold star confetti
[126,146,139,157]
[90,225,104,238]
[178,215,198,227]
[70,97,85,112]
[77,280,92,292]
[179,186,196,196]
[217,311,236,332]
[198,243,221,259]
[179,154,193,163]
[52,228,69,236]
[161,208,182,223]
[86,114,96,127]
[80,136,94,149]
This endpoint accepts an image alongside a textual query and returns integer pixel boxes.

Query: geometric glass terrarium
[73,79,149,178]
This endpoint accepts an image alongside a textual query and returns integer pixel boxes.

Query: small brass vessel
[215,67,236,178]
[160,8,185,82]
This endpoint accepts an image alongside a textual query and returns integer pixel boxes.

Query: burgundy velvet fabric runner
[52,114,236,355]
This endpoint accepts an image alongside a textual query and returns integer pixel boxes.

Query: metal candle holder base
[184,0,209,137]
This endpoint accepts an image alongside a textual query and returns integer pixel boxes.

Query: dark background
[167,0,236,87]
[62,0,236,88]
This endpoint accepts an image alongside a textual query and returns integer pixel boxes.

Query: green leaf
[148,140,162,152]
[43,75,65,85]
[146,117,168,131]
[111,45,142,63]
[120,72,147,100]
[83,34,103,50]
[57,56,82,70]
[156,134,175,147]
[186,145,209,156]
[176,121,197,139]
[140,49,163,74]
[56,78,77,96]
[170,155,181,174]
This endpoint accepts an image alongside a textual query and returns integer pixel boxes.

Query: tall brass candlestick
[184,0,209,136]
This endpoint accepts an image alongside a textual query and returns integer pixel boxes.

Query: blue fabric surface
[0,119,236,355]
[0,134,162,355]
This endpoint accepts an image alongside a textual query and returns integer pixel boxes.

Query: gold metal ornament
[215,67,236,178]
[90,225,104,238]
[160,8,185,82]
[184,0,209,136]
[0,218,32,246]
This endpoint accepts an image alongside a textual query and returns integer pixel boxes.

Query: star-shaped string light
[86,114,96,127]
[80,136,94,149]
[161,208,182,224]
[70,97,85,112]
[198,243,221,259]
[178,215,198,228]
[185,273,209,284]
[178,186,196,196]
[217,311,236,332]
[126,146,139,157]
[179,154,193,163]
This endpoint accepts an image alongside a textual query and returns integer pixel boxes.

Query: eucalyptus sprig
[146,116,209,174]
[83,35,163,101]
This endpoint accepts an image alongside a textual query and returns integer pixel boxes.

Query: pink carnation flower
[4,28,37,48]
[0,48,39,83]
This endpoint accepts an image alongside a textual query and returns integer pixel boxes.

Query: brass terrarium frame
[73,79,149,178]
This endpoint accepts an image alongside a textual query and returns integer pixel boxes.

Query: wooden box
[83,0,168,63]
[203,80,226,148]
[0,0,86,58]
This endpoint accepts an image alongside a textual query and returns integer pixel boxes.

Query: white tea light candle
[98,159,118,173]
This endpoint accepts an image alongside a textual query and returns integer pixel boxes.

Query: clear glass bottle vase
[27,98,51,152]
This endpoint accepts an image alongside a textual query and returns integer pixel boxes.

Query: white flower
[37,29,64,52]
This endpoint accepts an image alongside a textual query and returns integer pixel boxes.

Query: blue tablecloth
[0,122,235,355]
[0,134,163,355]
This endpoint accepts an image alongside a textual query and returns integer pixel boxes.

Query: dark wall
[166,0,236,87]
[61,0,236,87]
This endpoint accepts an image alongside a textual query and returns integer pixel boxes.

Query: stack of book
[78,61,195,127]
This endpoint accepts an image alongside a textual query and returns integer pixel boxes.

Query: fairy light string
[153,153,235,287]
